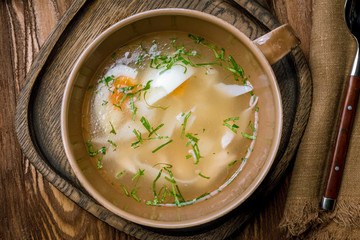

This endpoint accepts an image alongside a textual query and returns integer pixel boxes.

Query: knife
[320,0,360,211]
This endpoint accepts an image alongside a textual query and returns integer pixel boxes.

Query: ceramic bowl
[62,8,288,229]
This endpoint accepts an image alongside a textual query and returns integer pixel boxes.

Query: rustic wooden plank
[2,0,313,240]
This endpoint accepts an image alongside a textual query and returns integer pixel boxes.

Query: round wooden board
[15,0,312,239]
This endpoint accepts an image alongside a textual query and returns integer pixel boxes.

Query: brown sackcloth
[279,0,360,239]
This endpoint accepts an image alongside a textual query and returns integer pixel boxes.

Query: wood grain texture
[2,0,312,240]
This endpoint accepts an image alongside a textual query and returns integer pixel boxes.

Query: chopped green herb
[198,172,210,179]
[185,133,199,145]
[107,139,117,148]
[132,169,145,186]
[140,116,151,133]
[185,133,202,164]
[120,184,130,196]
[109,121,116,135]
[143,91,168,110]
[113,94,127,110]
[241,132,256,140]
[102,100,108,106]
[242,158,248,162]
[131,189,140,202]
[152,169,163,198]
[111,52,117,58]
[223,117,240,133]
[97,156,103,169]
[188,34,204,44]
[255,107,259,112]
[100,75,115,87]
[149,123,164,137]
[228,160,238,167]
[86,138,106,157]
[188,34,246,82]
[249,121,256,133]
[140,44,148,54]
[152,140,173,153]
[116,170,126,178]
[181,111,192,138]
[228,55,244,81]
[186,154,192,159]
[136,54,143,65]
[113,80,152,120]
[131,129,142,148]
[163,168,182,206]
[195,192,210,201]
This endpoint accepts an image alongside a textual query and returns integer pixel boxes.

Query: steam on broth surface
[82,32,259,207]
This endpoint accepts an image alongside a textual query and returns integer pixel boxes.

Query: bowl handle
[253,24,300,65]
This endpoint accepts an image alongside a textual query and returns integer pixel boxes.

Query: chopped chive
[224,117,240,122]
[107,140,117,148]
[102,100,108,106]
[131,189,140,202]
[100,75,115,87]
[198,172,210,179]
[132,169,145,186]
[152,169,163,197]
[185,133,201,164]
[140,44,148,54]
[188,34,204,44]
[175,185,185,202]
[143,91,168,110]
[120,184,130,196]
[152,140,173,153]
[140,116,152,133]
[132,129,142,147]
[186,154,192,159]
[255,107,259,112]
[109,122,116,135]
[86,138,106,157]
[111,52,116,58]
[220,48,225,61]
[185,133,199,144]
[116,170,126,178]
[149,123,164,137]
[165,176,176,184]
[249,121,256,133]
[181,111,192,139]
[195,193,210,201]
[136,54,143,65]
[241,132,256,140]
[97,156,103,169]
[228,160,238,167]
[223,117,240,133]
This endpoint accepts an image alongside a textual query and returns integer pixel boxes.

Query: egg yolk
[109,76,138,109]
[171,78,189,96]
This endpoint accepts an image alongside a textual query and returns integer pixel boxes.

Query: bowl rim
[61,8,282,229]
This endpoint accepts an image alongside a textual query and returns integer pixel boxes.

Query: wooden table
[0,0,311,239]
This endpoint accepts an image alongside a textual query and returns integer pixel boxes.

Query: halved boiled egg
[93,64,152,137]
[142,65,195,105]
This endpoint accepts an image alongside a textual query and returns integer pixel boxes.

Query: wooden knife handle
[322,75,360,210]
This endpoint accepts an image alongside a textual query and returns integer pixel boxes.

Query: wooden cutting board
[15,0,312,239]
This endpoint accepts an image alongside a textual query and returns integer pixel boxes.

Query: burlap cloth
[279,0,360,239]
